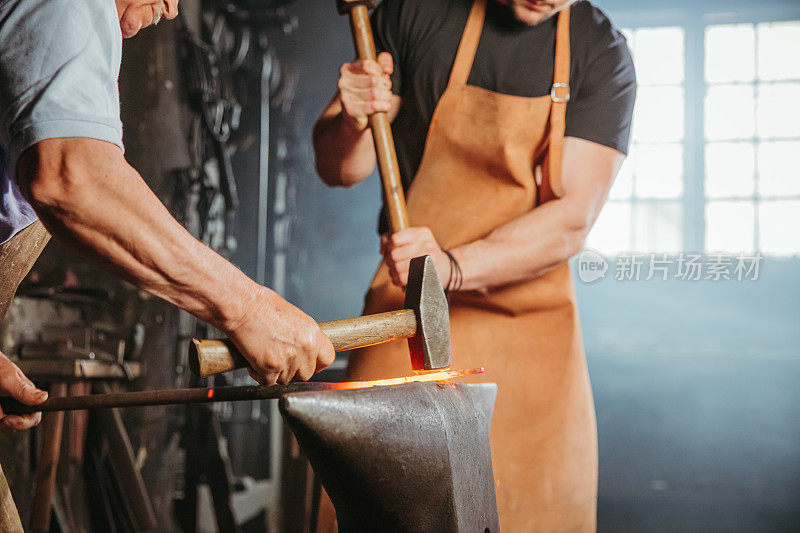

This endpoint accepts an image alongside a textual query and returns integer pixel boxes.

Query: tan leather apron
[346,2,597,530]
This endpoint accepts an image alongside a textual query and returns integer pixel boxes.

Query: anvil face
[279,382,499,533]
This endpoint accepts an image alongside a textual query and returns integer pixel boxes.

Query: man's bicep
[560,137,626,229]
[565,33,636,155]
[16,138,126,204]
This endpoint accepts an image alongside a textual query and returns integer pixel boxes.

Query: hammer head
[404,256,452,371]
[336,0,375,15]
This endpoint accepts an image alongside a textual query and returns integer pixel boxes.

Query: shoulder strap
[548,6,571,198]
[447,0,487,89]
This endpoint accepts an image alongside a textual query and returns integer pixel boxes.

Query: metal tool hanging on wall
[176,13,242,253]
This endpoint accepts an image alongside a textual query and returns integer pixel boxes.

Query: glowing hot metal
[333,367,483,390]
[0,368,484,415]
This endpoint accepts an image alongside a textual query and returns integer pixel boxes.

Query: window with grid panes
[586,19,800,257]
[704,21,800,256]
[586,26,686,255]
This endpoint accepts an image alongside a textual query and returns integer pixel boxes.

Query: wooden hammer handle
[189,309,418,377]
[347,4,410,232]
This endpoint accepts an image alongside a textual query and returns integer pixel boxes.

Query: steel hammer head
[404,256,452,371]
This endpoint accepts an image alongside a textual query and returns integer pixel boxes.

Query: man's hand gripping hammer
[190,256,452,376]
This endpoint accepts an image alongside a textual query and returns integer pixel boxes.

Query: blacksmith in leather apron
[346,1,597,530]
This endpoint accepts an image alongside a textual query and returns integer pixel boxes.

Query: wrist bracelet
[444,250,455,294]
[443,250,462,295]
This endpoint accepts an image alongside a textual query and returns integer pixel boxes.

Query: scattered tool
[337,0,410,233]
[190,255,451,376]
[0,368,482,415]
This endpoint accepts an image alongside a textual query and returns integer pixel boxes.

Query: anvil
[280,382,500,532]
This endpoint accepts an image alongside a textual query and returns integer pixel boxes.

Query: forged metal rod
[0,368,484,415]
[0,382,336,415]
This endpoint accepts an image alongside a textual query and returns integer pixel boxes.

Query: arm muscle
[452,137,625,291]
[16,137,254,331]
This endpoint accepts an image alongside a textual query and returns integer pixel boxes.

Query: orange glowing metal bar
[0,369,487,416]
[332,367,484,390]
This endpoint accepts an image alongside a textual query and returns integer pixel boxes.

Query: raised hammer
[337,0,409,233]
[190,256,451,376]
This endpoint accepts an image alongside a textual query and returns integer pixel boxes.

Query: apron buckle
[551,83,570,103]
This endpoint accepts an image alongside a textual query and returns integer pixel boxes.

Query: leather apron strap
[548,6,571,198]
[447,0,487,89]
[447,0,571,198]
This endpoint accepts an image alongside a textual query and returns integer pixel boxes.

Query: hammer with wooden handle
[190,256,451,377]
[337,0,409,233]
[0,258,452,415]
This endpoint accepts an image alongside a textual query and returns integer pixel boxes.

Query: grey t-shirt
[0,0,124,244]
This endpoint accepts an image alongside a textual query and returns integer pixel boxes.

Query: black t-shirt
[372,0,636,194]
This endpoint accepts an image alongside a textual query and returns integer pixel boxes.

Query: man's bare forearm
[17,138,256,333]
[451,199,590,292]
[313,96,377,187]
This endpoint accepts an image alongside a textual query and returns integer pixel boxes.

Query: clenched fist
[338,52,395,131]
[226,285,335,386]
[0,351,47,433]
[381,227,452,289]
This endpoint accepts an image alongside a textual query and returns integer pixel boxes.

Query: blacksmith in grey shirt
[0,0,123,243]
[0,0,335,434]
